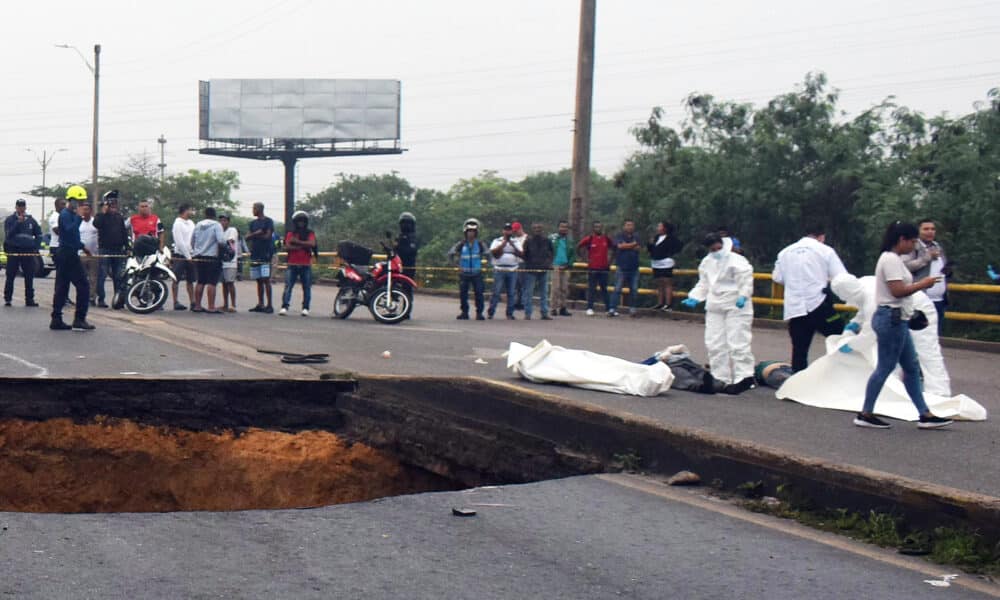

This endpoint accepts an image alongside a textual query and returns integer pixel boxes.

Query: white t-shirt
[48,211,61,248]
[223,227,239,268]
[490,236,523,270]
[79,217,98,255]
[172,217,195,259]
[874,251,913,308]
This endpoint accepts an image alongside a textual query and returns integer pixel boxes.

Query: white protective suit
[775,273,987,421]
[686,238,755,384]
[505,340,674,397]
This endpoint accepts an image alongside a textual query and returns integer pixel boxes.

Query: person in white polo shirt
[772,221,848,372]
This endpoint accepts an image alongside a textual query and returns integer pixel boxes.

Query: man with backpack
[448,218,488,320]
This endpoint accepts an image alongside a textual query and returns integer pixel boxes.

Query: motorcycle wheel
[368,285,411,325]
[125,278,168,314]
[332,287,358,319]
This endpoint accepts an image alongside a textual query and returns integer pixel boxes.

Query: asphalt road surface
[1,475,994,599]
[4,277,998,497]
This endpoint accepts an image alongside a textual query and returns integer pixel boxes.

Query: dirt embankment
[0,417,451,513]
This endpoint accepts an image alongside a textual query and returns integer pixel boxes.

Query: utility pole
[92,44,101,205]
[569,0,596,240]
[157,134,167,187]
[55,43,100,205]
[26,148,67,219]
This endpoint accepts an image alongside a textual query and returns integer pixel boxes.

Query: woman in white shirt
[647,221,682,311]
[855,222,952,430]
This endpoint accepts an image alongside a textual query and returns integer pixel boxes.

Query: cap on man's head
[503,222,513,230]
[15,198,26,207]
[511,222,523,232]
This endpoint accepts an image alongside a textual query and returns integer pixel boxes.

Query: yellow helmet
[66,185,88,201]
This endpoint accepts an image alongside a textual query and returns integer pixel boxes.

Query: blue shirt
[614,232,640,271]
[57,208,83,252]
[249,217,275,261]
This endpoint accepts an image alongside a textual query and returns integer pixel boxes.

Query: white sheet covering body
[776,275,986,421]
[506,340,674,397]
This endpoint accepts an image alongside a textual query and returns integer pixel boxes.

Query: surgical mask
[710,250,725,260]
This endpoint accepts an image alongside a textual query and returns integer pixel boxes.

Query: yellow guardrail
[272,252,1000,325]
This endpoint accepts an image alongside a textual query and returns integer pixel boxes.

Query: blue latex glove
[838,344,853,354]
[681,297,700,308]
[844,322,861,334]
[735,296,747,309]
[988,265,1000,282]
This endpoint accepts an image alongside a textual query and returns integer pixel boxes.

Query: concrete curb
[350,373,1000,540]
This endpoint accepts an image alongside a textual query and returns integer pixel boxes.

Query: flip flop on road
[257,348,330,364]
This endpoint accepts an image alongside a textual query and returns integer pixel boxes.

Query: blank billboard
[199,79,400,142]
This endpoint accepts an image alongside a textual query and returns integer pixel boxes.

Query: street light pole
[26,148,67,219]
[55,43,100,205]
[157,134,167,188]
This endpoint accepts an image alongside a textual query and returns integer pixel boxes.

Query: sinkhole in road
[0,417,460,513]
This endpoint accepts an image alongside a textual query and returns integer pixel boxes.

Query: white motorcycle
[113,237,177,314]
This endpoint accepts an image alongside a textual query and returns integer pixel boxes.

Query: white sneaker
[301,309,310,317]
[278,307,288,316]
[586,308,595,316]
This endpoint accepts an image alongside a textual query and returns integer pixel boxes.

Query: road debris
[666,470,701,486]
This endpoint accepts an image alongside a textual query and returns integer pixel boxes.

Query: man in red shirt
[129,199,165,251]
[577,221,615,316]
[279,211,316,316]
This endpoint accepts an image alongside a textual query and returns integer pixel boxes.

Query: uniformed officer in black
[50,185,95,331]
[3,198,43,307]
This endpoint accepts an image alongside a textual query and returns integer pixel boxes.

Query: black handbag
[218,241,236,262]
[908,309,929,331]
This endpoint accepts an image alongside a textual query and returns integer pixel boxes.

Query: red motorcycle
[332,233,416,325]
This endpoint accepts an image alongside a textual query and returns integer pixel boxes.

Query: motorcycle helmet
[292,210,309,223]
[102,189,120,205]
[463,217,480,232]
[398,211,416,234]
[66,185,88,201]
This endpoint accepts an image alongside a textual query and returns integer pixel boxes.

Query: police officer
[50,185,95,331]
[3,198,43,307]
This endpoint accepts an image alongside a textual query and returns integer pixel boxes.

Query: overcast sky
[2,0,997,219]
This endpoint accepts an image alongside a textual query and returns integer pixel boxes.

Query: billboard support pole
[282,156,297,230]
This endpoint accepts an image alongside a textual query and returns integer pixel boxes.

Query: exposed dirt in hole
[0,417,455,513]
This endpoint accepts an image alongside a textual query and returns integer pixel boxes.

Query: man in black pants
[772,221,847,372]
[3,199,43,307]
[50,186,95,331]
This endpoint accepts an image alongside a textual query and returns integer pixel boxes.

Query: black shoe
[49,319,72,331]
[651,303,665,310]
[3,301,10,307]
[506,314,516,320]
[918,414,953,429]
[475,314,485,321]
[551,309,559,316]
[853,413,891,429]
[559,308,572,317]
[72,319,96,331]
[262,306,274,314]
[456,313,469,320]
[174,303,188,311]
[25,301,39,307]
[487,311,495,320]
[541,315,553,320]
[249,305,263,313]
[96,301,109,308]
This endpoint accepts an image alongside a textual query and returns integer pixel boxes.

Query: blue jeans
[98,249,126,302]
[281,265,312,309]
[862,306,930,415]
[488,270,518,317]
[610,269,640,313]
[459,274,485,316]
[587,270,609,310]
[522,271,550,318]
